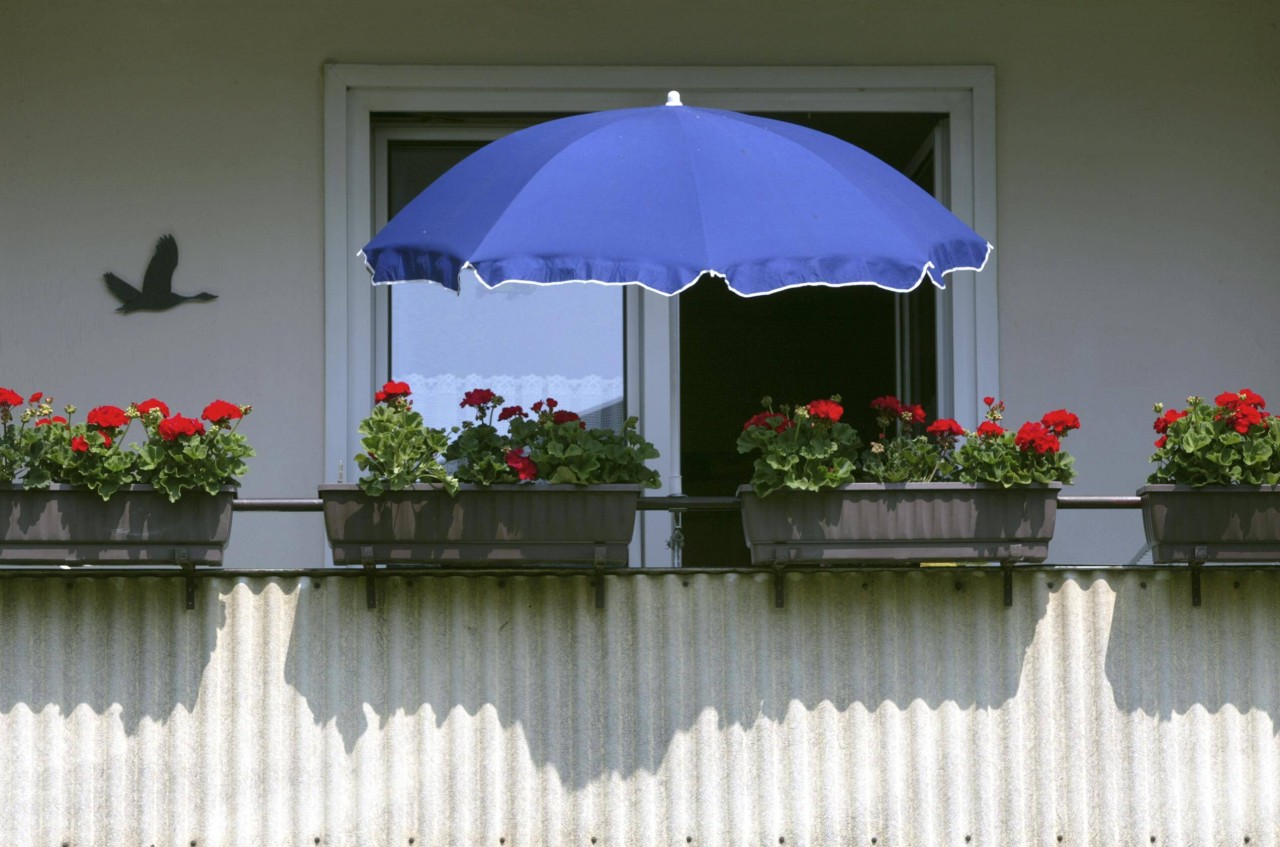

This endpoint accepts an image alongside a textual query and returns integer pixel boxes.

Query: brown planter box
[738,482,1062,565]
[1138,484,1280,563]
[318,483,641,566]
[0,484,235,566]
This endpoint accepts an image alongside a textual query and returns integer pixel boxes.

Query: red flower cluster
[1215,389,1269,435]
[531,398,559,413]
[376,381,412,404]
[202,399,243,424]
[743,411,794,433]
[976,421,1005,438]
[552,410,585,428]
[35,416,68,427]
[158,414,206,442]
[460,388,495,408]
[806,398,844,422]
[0,387,22,407]
[1014,421,1061,454]
[1152,408,1188,448]
[136,398,170,418]
[870,395,925,424]
[498,405,525,421]
[926,418,965,438]
[1040,409,1081,436]
[505,448,538,481]
[87,405,127,431]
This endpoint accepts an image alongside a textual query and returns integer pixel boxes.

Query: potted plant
[736,395,1079,565]
[319,383,660,566]
[0,389,253,565]
[1139,388,1280,563]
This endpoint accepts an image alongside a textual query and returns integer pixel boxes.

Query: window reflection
[390,281,624,433]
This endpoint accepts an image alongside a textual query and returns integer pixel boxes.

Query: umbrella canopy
[361,93,992,297]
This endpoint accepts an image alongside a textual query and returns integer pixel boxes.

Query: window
[325,66,999,566]
[378,134,625,437]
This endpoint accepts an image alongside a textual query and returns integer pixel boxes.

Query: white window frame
[323,65,999,561]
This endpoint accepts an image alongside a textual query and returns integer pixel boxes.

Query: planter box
[318,483,641,566]
[1138,484,1280,563]
[738,482,1062,565]
[0,484,235,566]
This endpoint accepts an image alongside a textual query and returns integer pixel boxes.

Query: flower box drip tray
[738,483,1061,566]
[1139,484,1280,563]
[0,485,235,566]
[319,484,641,567]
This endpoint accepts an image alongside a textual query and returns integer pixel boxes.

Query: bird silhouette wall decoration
[103,234,217,313]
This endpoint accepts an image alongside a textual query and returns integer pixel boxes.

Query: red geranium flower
[1154,435,1168,449]
[926,418,965,437]
[1014,421,1061,454]
[29,392,43,403]
[35,416,68,427]
[498,405,525,421]
[0,388,22,407]
[87,405,127,431]
[552,410,585,428]
[1216,389,1266,410]
[870,395,903,416]
[505,449,538,481]
[136,398,170,418]
[376,381,411,404]
[1214,389,1270,434]
[71,433,108,451]
[904,403,926,424]
[158,414,206,442]
[202,399,243,424]
[1153,408,1187,434]
[983,396,996,407]
[1040,409,1081,436]
[806,399,844,422]
[460,388,496,408]
[545,398,558,409]
[1220,403,1268,434]
[1238,388,1266,409]
[743,411,794,433]
[976,421,1005,438]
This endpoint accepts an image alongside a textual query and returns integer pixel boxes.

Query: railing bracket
[176,548,196,611]
[361,546,377,609]
[1191,549,1207,607]
[1001,561,1015,607]
[593,545,607,610]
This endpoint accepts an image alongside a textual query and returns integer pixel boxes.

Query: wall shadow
[1104,567,1280,721]
[282,569,1052,788]
[0,574,228,730]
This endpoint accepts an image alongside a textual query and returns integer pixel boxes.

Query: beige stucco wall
[2,0,1277,565]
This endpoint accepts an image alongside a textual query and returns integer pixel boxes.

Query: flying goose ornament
[103,235,217,313]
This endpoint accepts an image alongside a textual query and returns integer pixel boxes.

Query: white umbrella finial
[666,90,683,106]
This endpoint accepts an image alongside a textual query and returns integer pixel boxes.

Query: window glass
[386,140,624,432]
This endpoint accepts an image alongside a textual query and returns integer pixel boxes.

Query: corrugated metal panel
[2,569,1279,845]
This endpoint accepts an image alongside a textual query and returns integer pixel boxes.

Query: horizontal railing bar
[233,499,323,511]
[1058,496,1142,509]
[233,494,1142,512]
[1,563,1276,580]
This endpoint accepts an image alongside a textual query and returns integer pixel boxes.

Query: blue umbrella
[361,92,991,297]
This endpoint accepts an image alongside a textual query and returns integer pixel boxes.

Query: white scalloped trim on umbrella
[359,242,993,299]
